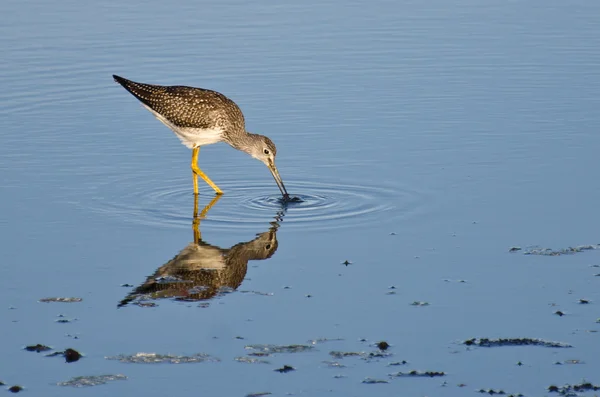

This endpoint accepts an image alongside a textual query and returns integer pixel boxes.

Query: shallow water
[2,0,600,395]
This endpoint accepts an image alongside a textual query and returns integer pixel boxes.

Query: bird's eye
[265,244,271,250]
[263,149,270,155]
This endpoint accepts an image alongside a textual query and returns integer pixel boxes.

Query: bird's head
[244,133,289,199]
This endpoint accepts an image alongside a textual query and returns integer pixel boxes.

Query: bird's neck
[226,130,256,155]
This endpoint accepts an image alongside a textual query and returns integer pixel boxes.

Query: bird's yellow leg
[200,194,222,218]
[192,192,200,244]
[191,147,223,195]
[191,193,222,245]
[191,147,199,195]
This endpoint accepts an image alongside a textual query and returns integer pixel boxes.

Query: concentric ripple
[83,174,428,231]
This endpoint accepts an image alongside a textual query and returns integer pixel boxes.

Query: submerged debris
[322,360,346,368]
[239,290,274,296]
[522,244,600,256]
[105,352,219,364]
[246,393,272,397]
[39,297,83,303]
[411,301,430,306]
[8,385,23,393]
[274,365,295,373]
[244,344,314,354]
[388,361,408,366]
[234,356,270,364]
[508,247,522,252]
[308,337,344,345]
[554,359,584,365]
[24,344,51,352]
[134,301,157,308]
[329,351,362,359]
[463,338,572,348]
[390,370,445,378]
[548,382,600,395]
[362,378,388,384]
[58,374,127,387]
[329,350,392,360]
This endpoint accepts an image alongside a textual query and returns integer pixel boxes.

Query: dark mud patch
[64,348,82,363]
[476,388,522,396]
[548,382,600,395]
[244,344,314,354]
[515,244,600,256]
[280,195,303,204]
[39,297,83,303]
[464,338,572,348]
[274,365,295,373]
[390,370,445,378]
[362,378,388,384]
[330,351,361,358]
[105,352,219,364]
[388,360,408,366]
[24,344,51,352]
[329,350,393,360]
[55,314,76,323]
[376,341,390,350]
[58,374,127,387]
[248,352,270,357]
[46,348,82,362]
[578,299,590,304]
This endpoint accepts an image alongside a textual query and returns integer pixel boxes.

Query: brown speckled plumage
[113,74,289,197]
[113,75,245,142]
[118,225,278,305]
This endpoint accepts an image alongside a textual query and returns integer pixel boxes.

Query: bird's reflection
[119,195,282,307]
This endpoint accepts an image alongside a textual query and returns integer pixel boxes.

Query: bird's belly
[178,244,227,270]
[142,104,224,148]
[171,126,224,148]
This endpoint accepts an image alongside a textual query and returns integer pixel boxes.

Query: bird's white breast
[142,104,224,149]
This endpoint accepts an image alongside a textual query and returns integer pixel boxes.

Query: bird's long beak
[268,161,289,199]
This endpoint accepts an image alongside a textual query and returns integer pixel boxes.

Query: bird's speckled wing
[113,75,245,131]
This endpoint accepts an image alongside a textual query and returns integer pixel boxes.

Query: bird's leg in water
[191,147,223,195]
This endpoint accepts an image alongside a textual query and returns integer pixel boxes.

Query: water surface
[2,0,600,395]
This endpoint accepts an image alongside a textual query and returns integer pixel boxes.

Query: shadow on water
[118,194,284,307]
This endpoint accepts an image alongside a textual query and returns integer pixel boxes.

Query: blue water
[2,0,600,395]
